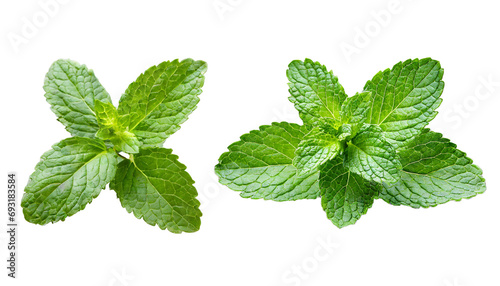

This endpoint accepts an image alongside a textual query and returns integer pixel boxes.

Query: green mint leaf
[110,148,201,233]
[320,157,378,228]
[336,124,354,141]
[94,99,119,141]
[44,59,112,138]
[111,131,141,154]
[117,59,207,147]
[95,100,141,154]
[95,99,118,128]
[365,58,443,148]
[287,59,347,126]
[96,127,141,154]
[21,137,118,224]
[293,127,342,176]
[379,129,486,208]
[215,122,320,201]
[345,125,402,183]
[340,91,372,137]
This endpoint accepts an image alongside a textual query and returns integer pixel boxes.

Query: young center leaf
[110,148,201,233]
[44,59,112,138]
[21,137,118,224]
[287,59,347,126]
[117,59,207,147]
[339,91,372,138]
[320,157,379,228]
[379,129,486,208]
[95,99,118,128]
[215,122,321,201]
[95,100,141,154]
[344,125,402,184]
[293,127,342,176]
[365,58,444,148]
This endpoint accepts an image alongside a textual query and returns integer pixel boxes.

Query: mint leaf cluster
[22,59,207,233]
[215,58,486,228]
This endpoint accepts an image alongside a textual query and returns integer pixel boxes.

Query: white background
[1,1,499,285]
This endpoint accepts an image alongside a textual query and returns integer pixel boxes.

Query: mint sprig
[215,58,486,228]
[22,59,206,233]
